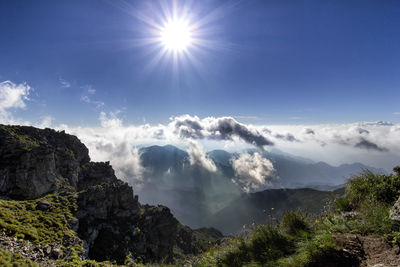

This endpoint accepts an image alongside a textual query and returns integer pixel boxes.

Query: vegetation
[0,248,39,267]
[0,194,77,243]
[0,193,122,266]
[186,166,400,267]
[0,125,40,151]
[0,193,90,265]
[329,167,400,236]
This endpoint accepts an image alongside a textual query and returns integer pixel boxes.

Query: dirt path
[334,234,400,267]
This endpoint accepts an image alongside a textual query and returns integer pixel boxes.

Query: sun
[131,1,221,70]
[160,19,193,51]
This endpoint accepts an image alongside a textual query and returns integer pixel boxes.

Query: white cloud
[231,152,277,192]
[80,85,104,108]
[59,77,71,88]
[0,80,31,111]
[99,111,123,128]
[187,141,217,172]
[0,80,31,124]
[169,114,273,148]
[37,115,54,128]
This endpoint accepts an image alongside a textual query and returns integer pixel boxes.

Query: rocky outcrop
[0,125,89,199]
[390,197,400,222]
[0,125,221,264]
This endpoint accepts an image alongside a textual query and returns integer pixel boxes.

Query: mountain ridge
[135,144,382,230]
[0,125,221,264]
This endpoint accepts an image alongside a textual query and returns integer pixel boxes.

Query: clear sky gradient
[1,0,400,125]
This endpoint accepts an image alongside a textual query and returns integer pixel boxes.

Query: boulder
[36,200,51,211]
[390,196,400,222]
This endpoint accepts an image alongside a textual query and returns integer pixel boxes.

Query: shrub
[221,239,251,267]
[334,197,353,212]
[346,168,400,207]
[220,225,294,266]
[249,225,293,263]
[280,211,310,236]
[330,167,400,235]
[357,201,396,234]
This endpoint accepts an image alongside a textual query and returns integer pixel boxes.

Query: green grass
[0,193,122,266]
[330,166,400,236]
[189,211,312,266]
[189,212,346,267]
[0,248,39,267]
[0,194,78,244]
[276,231,336,267]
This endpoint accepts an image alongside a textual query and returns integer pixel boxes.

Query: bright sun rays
[124,0,226,75]
[160,19,193,52]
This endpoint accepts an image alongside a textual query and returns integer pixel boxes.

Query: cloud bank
[52,112,400,186]
[170,115,274,148]
[1,81,398,186]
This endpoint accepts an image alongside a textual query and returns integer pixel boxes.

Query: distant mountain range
[133,145,385,231]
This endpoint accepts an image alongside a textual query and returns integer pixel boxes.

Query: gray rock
[36,200,51,211]
[68,217,79,232]
[0,125,90,199]
[390,197,400,222]
[51,246,62,259]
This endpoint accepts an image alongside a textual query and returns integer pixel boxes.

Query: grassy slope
[188,166,400,267]
[210,188,344,234]
[0,248,39,267]
[0,193,113,266]
[0,194,77,243]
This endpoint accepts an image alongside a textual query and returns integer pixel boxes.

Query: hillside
[186,167,400,267]
[0,125,220,265]
[136,145,380,229]
[209,188,344,234]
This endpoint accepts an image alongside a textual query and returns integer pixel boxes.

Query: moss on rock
[0,248,39,267]
[0,194,78,244]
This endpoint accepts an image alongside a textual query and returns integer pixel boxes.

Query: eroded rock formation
[0,125,221,264]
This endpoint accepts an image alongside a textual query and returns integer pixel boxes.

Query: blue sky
[1,0,400,126]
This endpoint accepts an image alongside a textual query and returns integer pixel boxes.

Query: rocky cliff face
[0,125,221,264]
[0,125,89,199]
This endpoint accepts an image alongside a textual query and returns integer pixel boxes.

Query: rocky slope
[0,125,221,265]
